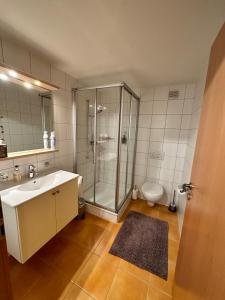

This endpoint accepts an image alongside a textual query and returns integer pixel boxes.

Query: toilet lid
[142,182,163,196]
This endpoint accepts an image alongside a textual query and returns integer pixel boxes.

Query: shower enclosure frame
[72,82,140,213]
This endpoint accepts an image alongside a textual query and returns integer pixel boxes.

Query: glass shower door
[76,89,96,204]
[117,89,131,208]
[126,97,138,194]
[95,87,120,210]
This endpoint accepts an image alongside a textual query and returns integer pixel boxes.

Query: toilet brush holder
[168,190,177,213]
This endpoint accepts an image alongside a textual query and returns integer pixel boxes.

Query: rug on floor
[109,210,169,279]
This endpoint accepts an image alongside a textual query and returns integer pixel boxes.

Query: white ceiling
[0,0,224,86]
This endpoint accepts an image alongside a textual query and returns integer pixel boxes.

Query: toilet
[141,182,164,207]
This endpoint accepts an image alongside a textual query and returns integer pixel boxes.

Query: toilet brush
[168,189,177,212]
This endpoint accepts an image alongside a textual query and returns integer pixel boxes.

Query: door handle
[179,183,196,193]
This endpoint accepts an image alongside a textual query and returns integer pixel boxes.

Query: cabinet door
[17,191,56,263]
[55,179,78,232]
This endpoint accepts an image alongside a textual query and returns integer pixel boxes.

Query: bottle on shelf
[50,131,56,150]
[43,131,49,149]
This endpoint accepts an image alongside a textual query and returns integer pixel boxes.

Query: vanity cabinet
[55,180,78,232]
[2,178,78,263]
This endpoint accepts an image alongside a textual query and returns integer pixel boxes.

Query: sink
[18,175,56,191]
[1,170,79,207]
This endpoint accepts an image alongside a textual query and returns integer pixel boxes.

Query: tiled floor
[9,199,180,300]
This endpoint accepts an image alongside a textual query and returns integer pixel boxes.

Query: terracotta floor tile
[148,260,176,296]
[63,283,94,300]
[36,235,72,266]
[94,223,121,256]
[168,223,180,242]
[119,258,150,283]
[75,253,119,300]
[59,220,105,251]
[94,229,113,256]
[21,263,72,300]
[128,199,145,212]
[9,199,180,299]
[168,239,179,263]
[147,286,172,300]
[107,269,148,300]
[158,207,178,225]
[9,256,46,300]
[83,212,113,230]
[36,235,91,281]
[141,205,160,219]
[53,242,91,281]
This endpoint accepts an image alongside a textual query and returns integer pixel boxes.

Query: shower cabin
[72,83,140,219]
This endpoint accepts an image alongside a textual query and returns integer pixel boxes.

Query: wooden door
[55,179,78,233]
[173,23,225,300]
[17,190,56,263]
[0,236,13,300]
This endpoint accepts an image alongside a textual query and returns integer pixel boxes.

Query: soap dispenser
[13,165,22,183]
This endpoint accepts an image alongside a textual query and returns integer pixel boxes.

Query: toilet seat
[141,182,163,206]
[142,182,163,198]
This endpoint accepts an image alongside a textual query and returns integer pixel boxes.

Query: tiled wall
[0,37,77,178]
[135,84,196,206]
[177,79,205,232]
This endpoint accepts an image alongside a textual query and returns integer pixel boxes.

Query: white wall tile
[147,166,160,179]
[151,115,166,128]
[139,101,153,114]
[154,86,169,100]
[141,88,154,101]
[137,128,150,141]
[183,99,193,114]
[177,143,187,157]
[153,101,167,114]
[135,83,201,215]
[164,129,179,143]
[138,115,151,128]
[136,140,149,153]
[163,143,178,157]
[150,129,164,142]
[181,115,191,129]
[166,115,182,129]
[167,100,184,114]
[185,84,196,99]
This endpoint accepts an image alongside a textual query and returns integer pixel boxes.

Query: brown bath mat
[109,210,169,279]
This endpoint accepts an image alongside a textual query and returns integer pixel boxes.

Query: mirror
[0,80,53,153]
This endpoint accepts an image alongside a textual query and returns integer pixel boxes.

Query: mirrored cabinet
[0,63,59,159]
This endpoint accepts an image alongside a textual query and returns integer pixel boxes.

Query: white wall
[0,37,77,178]
[135,84,197,206]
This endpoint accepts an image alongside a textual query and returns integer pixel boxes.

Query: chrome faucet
[28,164,38,179]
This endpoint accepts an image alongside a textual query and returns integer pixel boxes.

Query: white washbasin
[0,170,79,207]
[18,175,56,191]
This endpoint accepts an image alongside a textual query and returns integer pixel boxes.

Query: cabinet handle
[52,192,56,196]
[56,190,60,194]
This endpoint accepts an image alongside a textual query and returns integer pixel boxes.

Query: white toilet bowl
[141,182,163,207]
